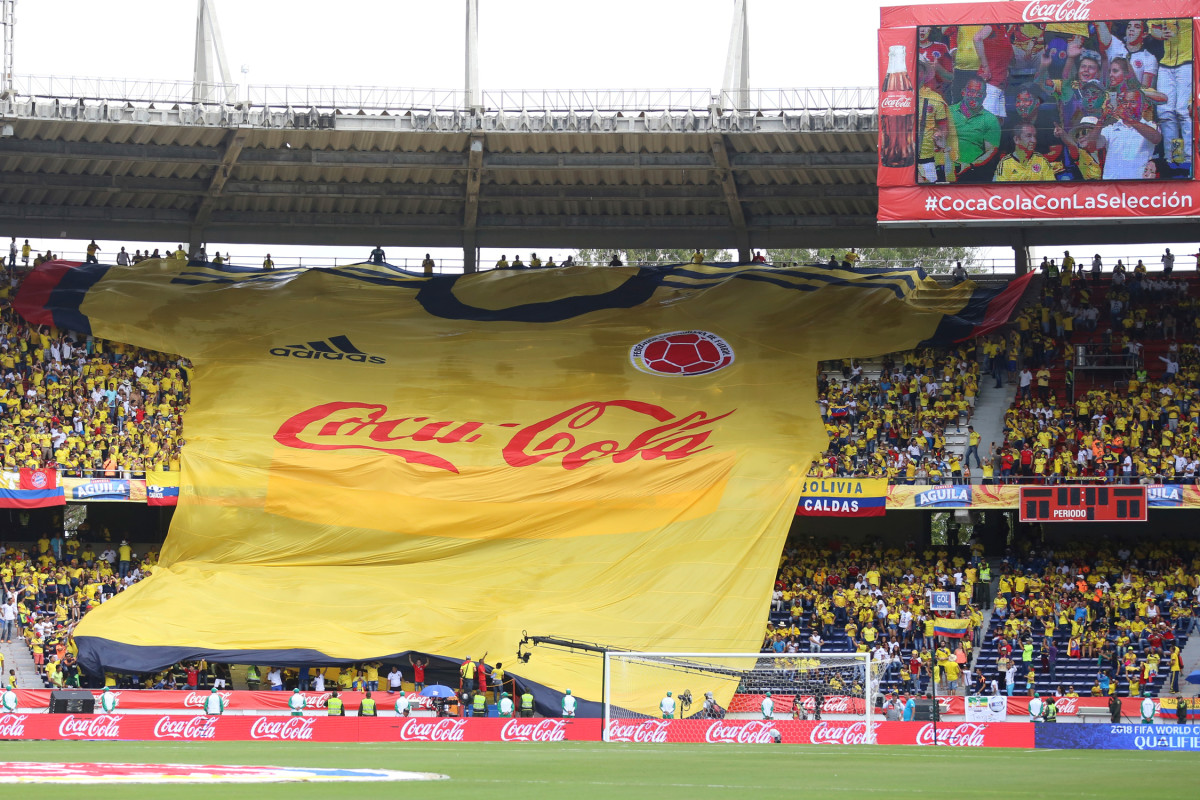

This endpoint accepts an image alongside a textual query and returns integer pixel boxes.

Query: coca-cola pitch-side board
[879,1,1200,224]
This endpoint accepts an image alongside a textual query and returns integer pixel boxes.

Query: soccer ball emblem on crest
[630,331,734,376]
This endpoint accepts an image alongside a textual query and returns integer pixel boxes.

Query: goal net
[602,651,881,744]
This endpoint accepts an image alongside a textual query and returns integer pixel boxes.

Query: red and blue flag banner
[146,471,180,507]
[0,470,66,508]
[933,617,971,638]
[796,478,887,517]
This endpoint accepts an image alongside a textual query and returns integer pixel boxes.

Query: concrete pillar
[1013,243,1030,276]
[463,233,477,274]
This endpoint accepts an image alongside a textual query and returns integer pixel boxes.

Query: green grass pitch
[1,741,1195,800]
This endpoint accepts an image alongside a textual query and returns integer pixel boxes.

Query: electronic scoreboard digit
[1019,486,1147,523]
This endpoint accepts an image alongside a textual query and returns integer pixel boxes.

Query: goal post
[602,651,882,744]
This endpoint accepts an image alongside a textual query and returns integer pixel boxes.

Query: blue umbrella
[420,684,456,698]
[1185,670,1200,685]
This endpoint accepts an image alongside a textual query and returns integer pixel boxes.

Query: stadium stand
[996,266,1200,483]
[764,543,988,697]
[812,343,982,482]
[3,253,1198,700]
[0,286,189,476]
[765,538,1198,699]
[971,539,1196,698]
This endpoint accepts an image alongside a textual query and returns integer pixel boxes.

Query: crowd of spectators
[1,533,155,689]
[765,542,988,696]
[810,344,981,482]
[981,537,1197,697]
[995,253,1200,483]
[764,536,1199,700]
[0,290,189,476]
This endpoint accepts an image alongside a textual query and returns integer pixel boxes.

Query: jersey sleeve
[789,267,1033,362]
[14,259,250,358]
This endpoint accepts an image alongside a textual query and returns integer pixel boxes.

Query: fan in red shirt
[919,26,953,95]
[974,24,1015,120]
[1019,445,1035,476]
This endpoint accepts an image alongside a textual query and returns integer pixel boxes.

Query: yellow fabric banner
[18,259,1021,715]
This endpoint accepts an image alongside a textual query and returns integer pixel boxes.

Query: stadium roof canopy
[0,80,1194,268]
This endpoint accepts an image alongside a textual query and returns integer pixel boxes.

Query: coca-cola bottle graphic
[880,44,915,169]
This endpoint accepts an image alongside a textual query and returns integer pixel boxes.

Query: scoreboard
[1019,486,1147,523]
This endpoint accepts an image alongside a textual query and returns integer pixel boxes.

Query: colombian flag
[933,617,972,638]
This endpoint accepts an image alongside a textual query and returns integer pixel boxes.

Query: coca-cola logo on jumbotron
[183,691,234,709]
[500,719,568,742]
[808,721,879,745]
[606,719,670,744]
[1023,0,1092,22]
[152,716,219,740]
[250,716,316,741]
[915,722,988,747]
[0,713,29,738]
[275,400,734,475]
[396,718,468,742]
[705,720,778,744]
[57,714,122,739]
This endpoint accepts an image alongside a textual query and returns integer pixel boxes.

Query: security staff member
[519,690,535,718]
[288,688,305,717]
[359,691,377,717]
[203,686,225,716]
[100,686,119,713]
[327,690,344,716]
[472,691,488,717]
[1108,693,1121,723]
[498,692,514,717]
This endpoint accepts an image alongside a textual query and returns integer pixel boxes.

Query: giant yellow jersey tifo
[17,259,1028,714]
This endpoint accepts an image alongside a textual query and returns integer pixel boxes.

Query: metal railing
[20,249,1198,277]
[9,75,879,115]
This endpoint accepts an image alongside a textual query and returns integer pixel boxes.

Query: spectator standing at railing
[1161,248,1175,274]
[84,241,101,264]
[262,254,274,271]
[369,245,385,265]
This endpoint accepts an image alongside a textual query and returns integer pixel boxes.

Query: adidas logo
[269,335,386,365]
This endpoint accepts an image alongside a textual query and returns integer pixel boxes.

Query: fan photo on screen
[913,18,1193,185]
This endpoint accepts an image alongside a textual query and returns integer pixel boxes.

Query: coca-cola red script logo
[630,331,734,377]
[396,718,468,742]
[915,722,989,747]
[705,720,778,744]
[183,691,233,709]
[57,714,123,739]
[250,716,316,741]
[275,400,734,474]
[606,719,671,743]
[500,719,568,742]
[1023,0,1092,22]
[808,721,879,745]
[880,92,914,113]
[152,716,219,740]
[0,713,29,738]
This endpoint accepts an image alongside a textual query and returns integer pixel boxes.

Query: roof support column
[462,132,485,273]
[1012,231,1030,276]
[189,129,246,254]
[710,135,752,262]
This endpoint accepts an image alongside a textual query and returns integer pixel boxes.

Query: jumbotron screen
[878,1,1200,224]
